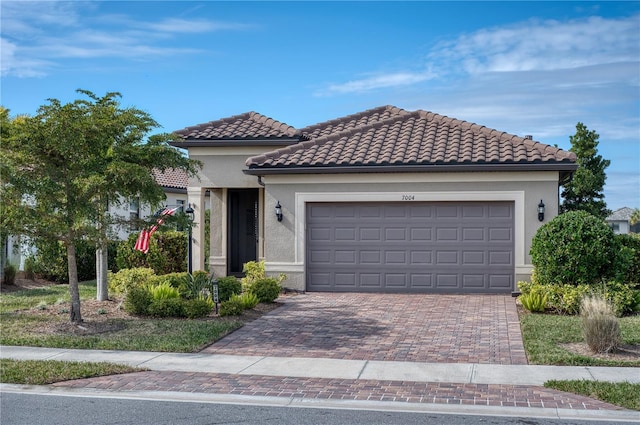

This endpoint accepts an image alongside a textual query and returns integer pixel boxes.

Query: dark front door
[228,189,259,276]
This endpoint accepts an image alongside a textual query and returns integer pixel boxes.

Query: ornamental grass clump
[581,295,621,354]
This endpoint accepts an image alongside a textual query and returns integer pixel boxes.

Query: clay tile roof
[246,108,577,171]
[173,111,299,141]
[299,105,409,140]
[152,168,187,190]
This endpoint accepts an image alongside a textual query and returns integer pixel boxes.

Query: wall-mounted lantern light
[537,200,545,222]
[275,201,283,222]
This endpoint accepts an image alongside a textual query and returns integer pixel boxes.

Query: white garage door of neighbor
[306,201,514,293]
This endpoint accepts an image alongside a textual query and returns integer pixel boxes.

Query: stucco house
[171,105,577,294]
[606,207,637,235]
[2,168,195,272]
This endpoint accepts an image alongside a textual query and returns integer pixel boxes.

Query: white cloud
[320,71,435,95]
[0,1,251,77]
[0,37,50,77]
[430,15,639,74]
[141,18,253,33]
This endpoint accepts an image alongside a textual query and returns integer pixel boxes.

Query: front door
[227,189,259,276]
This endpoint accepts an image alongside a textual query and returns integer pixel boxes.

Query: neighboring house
[3,168,196,270]
[606,207,637,234]
[171,105,577,294]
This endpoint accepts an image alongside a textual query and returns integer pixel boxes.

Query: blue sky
[2,1,639,211]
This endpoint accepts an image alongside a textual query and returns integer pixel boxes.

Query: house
[2,168,195,271]
[171,106,577,294]
[606,207,637,234]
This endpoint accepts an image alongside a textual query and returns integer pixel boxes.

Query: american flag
[134,206,180,253]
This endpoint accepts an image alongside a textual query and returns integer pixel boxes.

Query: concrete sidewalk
[2,345,639,422]
[1,345,638,386]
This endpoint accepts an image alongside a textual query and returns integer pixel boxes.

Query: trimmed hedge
[116,231,187,275]
[530,211,616,286]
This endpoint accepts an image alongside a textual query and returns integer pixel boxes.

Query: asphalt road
[1,392,633,425]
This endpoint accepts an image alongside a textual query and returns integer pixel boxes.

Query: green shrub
[148,282,181,300]
[581,295,621,354]
[233,292,259,309]
[219,297,245,317]
[23,256,36,280]
[183,298,214,319]
[600,281,636,317]
[249,277,281,303]
[145,274,171,288]
[241,260,266,291]
[27,238,119,283]
[530,211,616,286]
[2,263,16,285]
[519,291,547,313]
[630,291,640,312]
[613,234,640,286]
[148,298,185,318]
[182,271,210,299]
[108,267,155,295]
[519,278,636,316]
[217,276,242,302]
[545,284,592,315]
[124,286,153,316]
[163,272,189,289]
[116,231,187,275]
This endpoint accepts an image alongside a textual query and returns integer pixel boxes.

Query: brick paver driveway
[202,293,528,365]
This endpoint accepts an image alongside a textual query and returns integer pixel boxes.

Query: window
[176,199,185,213]
[129,198,140,231]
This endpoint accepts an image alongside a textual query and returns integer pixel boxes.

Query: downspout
[257,175,265,187]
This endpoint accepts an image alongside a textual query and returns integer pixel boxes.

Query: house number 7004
[402,194,415,201]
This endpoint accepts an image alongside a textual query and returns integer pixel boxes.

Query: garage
[306,201,514,293]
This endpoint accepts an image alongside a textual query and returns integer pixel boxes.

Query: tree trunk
[96,245,108,301]
[67,243,83,323]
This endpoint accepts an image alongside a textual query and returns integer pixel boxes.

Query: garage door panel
[436,251,458,265]
[410,228,432,241]
[462,228,485,241]
[306,202,514,293]
[489,251,512,265]
[436,228,458,241]
[359,228,381,240]
[410,274,433,288]
[489,275,512,289]
[385,228,407,240]
[410,251,432,264]
[463,274,485,288]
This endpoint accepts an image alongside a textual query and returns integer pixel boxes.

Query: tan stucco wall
[258,171,561,292]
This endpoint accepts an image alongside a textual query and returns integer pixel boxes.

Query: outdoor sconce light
[537,200,545,222]
[275,201,283,222]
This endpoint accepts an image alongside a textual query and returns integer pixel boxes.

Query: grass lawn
[0,281,246,352]
[519,310,640,367]
[544,380,640,411]
[0,358,143,385]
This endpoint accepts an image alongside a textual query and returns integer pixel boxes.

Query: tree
[631,209,640,226]
[560,122,610,219]
[0,90,200,323]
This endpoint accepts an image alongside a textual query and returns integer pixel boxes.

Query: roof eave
[169,138,302,148]
[243,162,578,176]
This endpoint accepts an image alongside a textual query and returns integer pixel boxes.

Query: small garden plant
[581,295,621,354]
[111,261,285,319]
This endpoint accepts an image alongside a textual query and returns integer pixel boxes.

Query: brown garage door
[306,202,514,293]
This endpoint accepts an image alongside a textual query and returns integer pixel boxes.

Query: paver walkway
[53,371,625,412]
[202,293,528,365]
